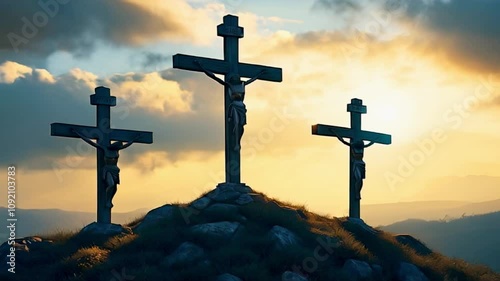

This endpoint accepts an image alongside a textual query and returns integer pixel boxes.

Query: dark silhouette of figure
[336,137,374,200]
[195,60,264,150]
[72,129,142,208]
[351,140,366,199]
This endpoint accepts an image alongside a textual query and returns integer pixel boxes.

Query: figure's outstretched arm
[244,70,266,85]
[72,129,101,149]
[363,141,375,148]
[328,128,350,146]
[194,60,227,86]
[336,136,351,146]
[119,133,143,150]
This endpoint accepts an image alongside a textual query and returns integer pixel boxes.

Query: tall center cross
[51,87,153,224]
[172,14,282,185]
[312,98,391,218]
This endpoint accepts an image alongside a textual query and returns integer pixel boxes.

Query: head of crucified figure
[351,140,365,159]
[227,74,245,101]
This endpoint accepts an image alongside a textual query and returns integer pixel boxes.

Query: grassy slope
[2,192,499,281]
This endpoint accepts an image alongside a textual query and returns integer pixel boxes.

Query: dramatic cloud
[0,0,215,58]
[313,0,500,73]
[0,62,226,170]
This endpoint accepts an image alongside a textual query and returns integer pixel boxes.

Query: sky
[1,0,499,217]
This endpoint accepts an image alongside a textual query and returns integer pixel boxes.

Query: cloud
[0,61,226,171]
[0,61,33,83]
[313,0,363,13]
[0,0,215,58]
[312,0,500,73]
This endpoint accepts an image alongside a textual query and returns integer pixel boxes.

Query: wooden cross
[51,86,153,224]
[312,98,391,218]
[172,14,282,185]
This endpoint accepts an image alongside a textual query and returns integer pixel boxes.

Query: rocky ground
[1,183,499,281]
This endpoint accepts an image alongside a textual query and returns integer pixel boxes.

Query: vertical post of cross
[218,15,244,184]
[347,98,367,218]
[90,86,116,224]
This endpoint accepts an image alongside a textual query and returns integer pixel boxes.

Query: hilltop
[1,184,498,281]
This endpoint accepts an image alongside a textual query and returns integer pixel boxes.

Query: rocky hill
[1,184,499,281]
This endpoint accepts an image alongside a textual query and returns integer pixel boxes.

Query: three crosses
[51,15,391,224]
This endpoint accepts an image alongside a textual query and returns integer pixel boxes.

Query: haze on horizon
[1,0,499,217]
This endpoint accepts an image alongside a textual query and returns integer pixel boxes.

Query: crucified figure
[72,129,142,208]
[335,136,374,200]
[194,60,265,151]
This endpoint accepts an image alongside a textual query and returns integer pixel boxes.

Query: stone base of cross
[51,87,153,224]
[312,98,391,219]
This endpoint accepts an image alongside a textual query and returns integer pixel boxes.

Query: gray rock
[343,259,373,281]
[163,242,205,267]
[396,262,429,281]
[233,184,253,193]
[371,264,383,280]
[269,225,300,248]
[346,218,380,235]
[0,236,53,255]
[235,193,254,205]
[216,273,242,281]
[205,203,240,214]
[207,183,242,202]
[395,235,433,256]
[191,196,211,210]
[136,205,175,231]
[80,222,132,236]
[191,221,240,239]
[282,271,308,281]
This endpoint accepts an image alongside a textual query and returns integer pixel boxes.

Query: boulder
[136,205,176,231]
[345,218,380,235]
[191,196,211,210]
[232,184,253,193]
[371,264,384,280]
[282,271,308,281]
[343,259,373,281]
[206,183,242,202]
[0,236,53,255]
[80,222,132,236]
[162,242,205,268]
[190,221,240,239]
[396,262,429,281]
[395,235,433,256]
[216,273,242,281]
[269,225,300,248]
[234,193,254,205]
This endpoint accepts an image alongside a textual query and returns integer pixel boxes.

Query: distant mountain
[1,199,499,241]
[0,207,147,241]
[381,211,500,272]
[362,199,500,226]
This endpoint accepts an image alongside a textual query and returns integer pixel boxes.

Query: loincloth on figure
[103,165,120,185]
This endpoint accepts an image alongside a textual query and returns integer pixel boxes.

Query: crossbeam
[51,123,153,143]
[172,54,282,82]
[312,124,391,145]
